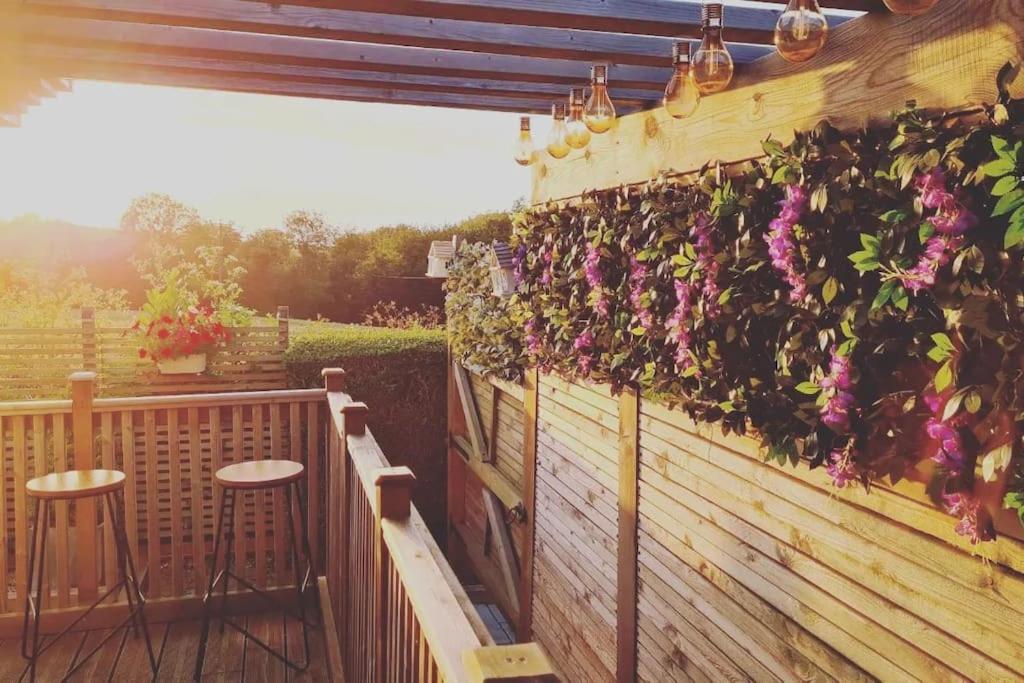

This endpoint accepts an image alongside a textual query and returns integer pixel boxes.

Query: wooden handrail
[91,388,325,411]
[322,368,556,682]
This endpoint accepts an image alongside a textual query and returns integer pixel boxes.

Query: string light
[513,116,534,166]
[547,103,571,159]
[774,0,829,63]
[583,65,617,134]
[565,88,592,149]
[692,3,735,95]
[663,41,701,120]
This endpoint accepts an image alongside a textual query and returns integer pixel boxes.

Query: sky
[0,80,535,233]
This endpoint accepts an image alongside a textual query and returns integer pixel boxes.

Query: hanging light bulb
[692,3,734,95]
[882,0,938,14]
[513,116,534,166]
[663,41,701,120]
[565,88,592,150]
[583,65,617,134]
[546,103,571,159]
[774,0,828,63]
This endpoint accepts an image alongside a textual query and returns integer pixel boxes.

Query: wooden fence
[321,369,555,682]
[0,307,291,400]
[0,373,327,634]
[449,367,1024,682]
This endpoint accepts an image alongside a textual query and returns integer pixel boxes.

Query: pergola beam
[25,44,664,103]
[62,63,598,114]
[21,0,779,67]
[18,16,675,90]
[237,0,865,39]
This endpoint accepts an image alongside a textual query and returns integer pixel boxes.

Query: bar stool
[194,459,317,680]
[21,469,156,682]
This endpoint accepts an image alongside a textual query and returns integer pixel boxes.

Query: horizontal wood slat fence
[453,368,1024,682]
[0,373,327,635]
[0,307,290,400]
[321,369,555,683]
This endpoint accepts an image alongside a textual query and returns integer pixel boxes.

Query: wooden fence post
[323,367,348,668]
[341,403,369,436]
[463,642,558,682]
[322,367,346,393]
[517,367,539,642]
[616,387,640,683]
[277,306,290,352]
[81,308,97,373]
[70,371,98,602]
[373,466,416,683]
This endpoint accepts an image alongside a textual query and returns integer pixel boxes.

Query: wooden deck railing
[320,369,555,682]
[0,373,327,633]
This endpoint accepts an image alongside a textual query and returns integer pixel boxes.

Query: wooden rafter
[20,0,777,68]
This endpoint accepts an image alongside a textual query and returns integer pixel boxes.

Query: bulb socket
[551,102,566,120]
[672,41,692,66]
[591,64,609,86]
[702,2,724,28]
[520,116,531,131]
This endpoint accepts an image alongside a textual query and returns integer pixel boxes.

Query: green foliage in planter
[451,95,1024,545]
[285,324,447,539]
[445,242,525,382]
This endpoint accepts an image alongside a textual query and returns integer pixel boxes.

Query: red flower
[138,348,147,359]
[161,315,173,324]
[131,320,141,331]
[157,328,170,339]
[161,348,172,358]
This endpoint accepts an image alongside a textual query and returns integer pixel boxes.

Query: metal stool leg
[194,485,232,681]
[218,489,237,634]
[284,483,310,671]
[20,498,48,682]
[108,491,157,673]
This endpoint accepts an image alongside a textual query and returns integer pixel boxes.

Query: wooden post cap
[462,643,558,682]
[373,466,415,521]
[69,371,97,383]
[322,367,346,391]
[341,402,369,435]
[277,305,290,318]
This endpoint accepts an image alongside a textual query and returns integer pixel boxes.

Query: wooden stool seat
[26,469,126,501]
[215,460,304,490]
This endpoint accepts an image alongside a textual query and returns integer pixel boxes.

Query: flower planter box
[157,353,207,375]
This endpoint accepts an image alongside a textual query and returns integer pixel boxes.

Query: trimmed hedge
[286,325,448,539]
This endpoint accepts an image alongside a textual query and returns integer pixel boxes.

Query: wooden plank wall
[0,319,288,400]
[532,375,619,682]
[451,371,1024,680]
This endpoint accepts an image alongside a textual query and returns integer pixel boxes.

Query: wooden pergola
[1,0,878,121]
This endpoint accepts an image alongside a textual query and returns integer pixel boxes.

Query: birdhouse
[489,241,516,297]
[426,237,459,278]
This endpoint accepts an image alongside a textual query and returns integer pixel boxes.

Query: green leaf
[859,233,881,252]
[942,391,964,421]
[934,361,953,392]
[1005,207,1024,250]
[871,280,896,311]
[892,285,909,311]
[822,277,838,305]
[762,139,785,157]
[991,175,1019,197]
[853,260,881,273]
[927,346,950,363]
[965,391,982,414]
[918,221,935,244]
[981,444,1013,483]
[879,209,909,224]
[993,189,1024,217]
[795,381,821,395]
[631,326,647,336]
[983,157,1017,177]
[931,332,955,352]
[772,166,792,185]
[992,136,1012,158]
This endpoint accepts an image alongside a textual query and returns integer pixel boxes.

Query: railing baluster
[143,409,161,598]
[52,414,70,607]
[168,407,184,596]
[187,407,205,591]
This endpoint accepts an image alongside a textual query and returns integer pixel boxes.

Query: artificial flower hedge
[448,98,1024,544]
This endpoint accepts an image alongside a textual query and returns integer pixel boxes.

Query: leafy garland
[450,97,1024,544]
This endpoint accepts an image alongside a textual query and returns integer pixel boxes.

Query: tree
[120,193,200,236]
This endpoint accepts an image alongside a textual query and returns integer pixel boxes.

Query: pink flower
[942,493,993,545]
[573,330,594,351]
[666,280,697,375]
[629,256,654,331]
[524,318,542,356]
[826,449,858,488]
[901,170,977,294]
[820,347,856,434]
[691,213,722,319]
[923,390,968,476]
[584,244,609,318]
[764,185,808,303]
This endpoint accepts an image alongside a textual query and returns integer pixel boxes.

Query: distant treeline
[0,193,515,321]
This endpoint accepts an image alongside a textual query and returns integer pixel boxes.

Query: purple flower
[691,213,722,319]
[524,318,542,356]
[901,170,976,294]
[512,245,527,285]
[584,244,609,318]
[924,390,968,476]
[942,493,992,545]
[667,279,697,375]
[764,184,808,304]
[573,330,594,351]
[629,256,654,331]
[826,449,858,488]
[819,347,857,434]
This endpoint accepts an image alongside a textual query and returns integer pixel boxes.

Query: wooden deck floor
[0,612,331,682]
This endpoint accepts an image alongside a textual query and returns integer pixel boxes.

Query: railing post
[616,387,640,683]
[81,307,97,373]
[341,402,369,436]
[518,367,539,641]
[322,367,346,393]
[70,371,98,601]
[277,305,290,352]
[323,367,348,673]
[373,466,416,683]
[462,643,558,682]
